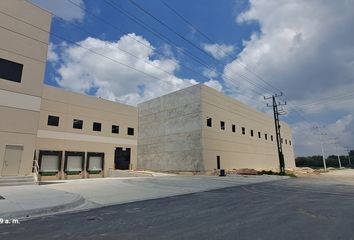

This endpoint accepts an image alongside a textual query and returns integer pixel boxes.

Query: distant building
[0,0,295,182]
[138,84,295,171]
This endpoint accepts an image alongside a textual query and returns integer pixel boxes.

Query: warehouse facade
[0,0,295,181]
[36,86,137,180]
[138,84,295,171]
[0,0,138,180]
[0,0,51,177]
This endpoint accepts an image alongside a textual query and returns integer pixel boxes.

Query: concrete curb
[1,194,86,220]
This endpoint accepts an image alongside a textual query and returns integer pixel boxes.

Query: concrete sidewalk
[0,175,288,220]
[0,185,85,219]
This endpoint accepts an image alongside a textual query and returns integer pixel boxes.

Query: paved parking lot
[1,170,354,240]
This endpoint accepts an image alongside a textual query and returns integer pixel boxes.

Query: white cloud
[292,114,353,157]
[204,80,223,92]
[202,43,235,60]
[229,0,354,103]
[202,68,218,79]
[52,33,198,106]
[226,0,354,156]
[30,0,85,22]
[47,43,58,62]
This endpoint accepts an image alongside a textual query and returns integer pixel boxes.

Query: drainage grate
[0,195,5,200]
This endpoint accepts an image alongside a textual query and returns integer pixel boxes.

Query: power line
[103,0,273,96]
[158,0,282,94]
[65,0,267,98]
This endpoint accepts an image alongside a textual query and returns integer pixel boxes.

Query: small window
[271,135,274,141]
[112,125,119,134]
[250,130,254,137]
[93,122,101,132]
[242,127,245,135]
[258,131,261,138]
[207,117,212,127]
[220,121,225,130]
[127,127,134,136]
[47,115,59,127]
[289,140,292,146]
[285,139,288,145]
[232,124,236,133]
[0,58,23,83]
[73,119,83,129]
[265,134,268,140]
[281,138,283,144]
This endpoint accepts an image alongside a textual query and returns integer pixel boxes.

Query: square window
[265,134,268,140]
[112,125,119,134]
[242,127,245,135]
[207,117,212,127]
[47,115,59,126]
[258,131,261,138]
[0,58,23,83]
[232,124,236,133]
[73,119,83,129]
[220,121,225,130]
[93,122,101,132]
[127,127,134,136]
[250,130,254,137]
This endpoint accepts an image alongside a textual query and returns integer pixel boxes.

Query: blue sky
[30,0,354,157]
[43,0,256,88]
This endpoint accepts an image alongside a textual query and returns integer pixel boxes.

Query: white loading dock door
[66,156,83,172]
[1,145,23,176]
[88,156,103,171]
[40,155,60,173]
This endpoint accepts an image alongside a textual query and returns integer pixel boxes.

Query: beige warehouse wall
[37,86,138,178]
[200,85,295,171]
[0,0,51,97]
[36,138,137,178]
[0,0,51,176]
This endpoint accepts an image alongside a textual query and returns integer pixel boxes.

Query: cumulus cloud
[30,0,85,22]
[227,0,354,155]
[229,0,354,102]
[292,114,353,156]
[47,43,58,62]
[202,43,235,60]
[204,80,223,92]
[52,33,198,105]
[202,68,218,79]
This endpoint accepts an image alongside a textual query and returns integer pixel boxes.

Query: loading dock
[115,147,131,170]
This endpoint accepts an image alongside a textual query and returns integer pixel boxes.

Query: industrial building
[0,0,137,181]
[138,84,295,172]
[0,0,295,183]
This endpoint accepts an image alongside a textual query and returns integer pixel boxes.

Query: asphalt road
[1,177,354,240]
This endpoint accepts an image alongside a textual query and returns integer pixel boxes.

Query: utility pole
[264,93,287,175]
[313,126,327,171]
[345,146,352,166]
[332,138,342,168]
